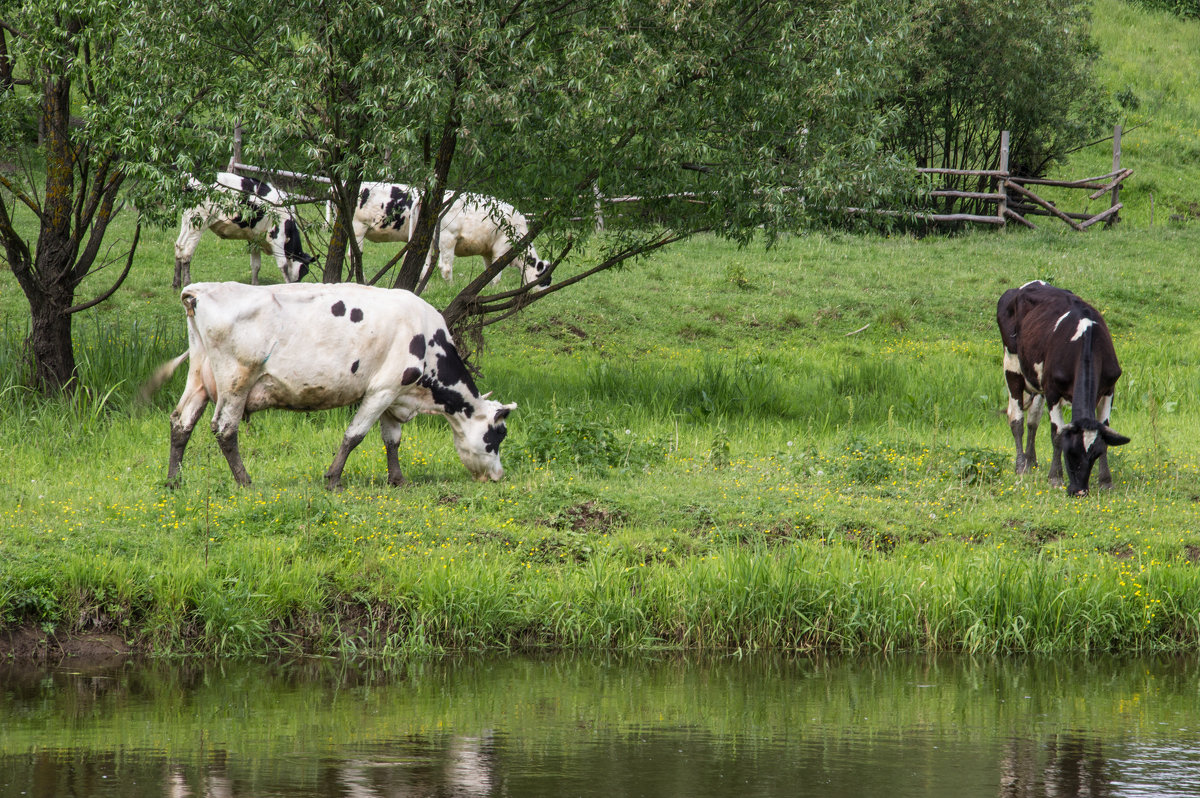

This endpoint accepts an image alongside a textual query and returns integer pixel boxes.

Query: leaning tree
[148,0,917,335]
[0,1,219,395]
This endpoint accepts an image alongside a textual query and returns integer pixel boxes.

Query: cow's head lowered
[520,253,553,290]
[453,398,517,482]
[1059,418,1130,496]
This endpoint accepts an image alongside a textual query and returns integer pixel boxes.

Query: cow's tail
[137,351,190,404]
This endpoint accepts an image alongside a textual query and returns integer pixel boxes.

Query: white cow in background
[173,173,315,288]
[351,184,551,289]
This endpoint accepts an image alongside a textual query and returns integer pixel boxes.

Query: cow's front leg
[1046,399,1068,488]
[211,395,251,486]
[250,248,262,285]
[437,231,456,281]
[1094,394,1116,489]
[173,258,191,291]
[380,411,409,486]
[325,394,395,491]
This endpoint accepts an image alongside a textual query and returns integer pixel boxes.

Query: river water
[1,653,1198,797]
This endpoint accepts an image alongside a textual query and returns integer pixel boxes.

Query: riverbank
[5,225,1200,658]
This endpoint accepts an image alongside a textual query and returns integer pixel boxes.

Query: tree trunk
[395,86,460,291]
[27,285,76,393]
[0,31,13,94]
[323,213,350,283]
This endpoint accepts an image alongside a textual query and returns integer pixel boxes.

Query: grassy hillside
[3,0,1200,656]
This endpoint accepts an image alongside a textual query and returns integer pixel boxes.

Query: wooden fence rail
[907,126,1128,230]
[228,126,1128,233]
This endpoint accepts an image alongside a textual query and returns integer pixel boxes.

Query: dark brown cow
[996,280,1129,496]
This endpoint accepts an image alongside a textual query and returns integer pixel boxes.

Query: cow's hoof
[388,475,408,487]
[1049,476,1064,488]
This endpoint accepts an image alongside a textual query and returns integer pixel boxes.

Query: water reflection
[1,655,1198,798]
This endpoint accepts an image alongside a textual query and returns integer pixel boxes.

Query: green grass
[4,0,1200,656]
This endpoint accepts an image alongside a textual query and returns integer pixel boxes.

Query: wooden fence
[906,127,1130,230]
[227,125,1130,233]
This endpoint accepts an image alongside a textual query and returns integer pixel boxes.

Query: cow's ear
[1101,426,1131,446]
[494,402,517,422]
[1060,422,1079,436]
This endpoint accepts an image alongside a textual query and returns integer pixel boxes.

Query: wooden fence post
[228,122,243,171]
[1109,124,1122,227]
[998,130,1010,225]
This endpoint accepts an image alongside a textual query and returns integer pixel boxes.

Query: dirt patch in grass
[556,501,624,533]
[0,628,135,663]
[1185,544,1200,563]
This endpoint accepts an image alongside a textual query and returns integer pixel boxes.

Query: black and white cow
[144,282,517,490]
[352,184,551,289]
[433,193,552,289]
[997,280,1129,496]
[174,173,315,288]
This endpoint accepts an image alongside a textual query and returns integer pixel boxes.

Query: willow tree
[155,0,915,331]
[0,1,214,394]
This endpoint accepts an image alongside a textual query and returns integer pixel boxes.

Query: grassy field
[3,0,1200,656]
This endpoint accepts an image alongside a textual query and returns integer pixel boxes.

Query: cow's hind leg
[1004,355,1033,473]
[166,373,210,488]
[379,410,412,486]
[1023,393,1045,472]
[325,393,396,491]
[210,394,252,486]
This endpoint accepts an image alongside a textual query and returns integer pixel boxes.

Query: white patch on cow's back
[1070,317,1095,341]
[1053,311,1071,331]
[1083,429,1099,451]
[1020,279,1047,289]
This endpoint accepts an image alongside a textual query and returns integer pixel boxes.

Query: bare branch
[66,223,139,315]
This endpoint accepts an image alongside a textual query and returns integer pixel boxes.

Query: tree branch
[65,223,139,315]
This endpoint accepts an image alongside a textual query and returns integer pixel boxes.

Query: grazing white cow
[434,193,552,289]
[351,184,551,289]
[144,282,517,490]
[174,173,315,288]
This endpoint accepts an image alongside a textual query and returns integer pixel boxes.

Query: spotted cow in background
[142,282,517,490]
[351,181,422,254]
[352,184,551,289]
[997,280,1129,496]
[174,173,315,288]
[432,193,552,289]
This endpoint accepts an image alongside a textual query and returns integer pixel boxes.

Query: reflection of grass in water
[0,654,1194,767]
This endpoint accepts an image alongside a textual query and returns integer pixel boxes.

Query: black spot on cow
[383,186,413,230]
[350,360,360,374]
[401,366,421,385]
[483,424,507,454]
[240,176,271,197]
[350,308,363,323]
[409,334,426,359]
[430,328,479,397]
[418,375,472,417]
[359,187,371,208]
[233,202,266,230]
[331,301,346,317]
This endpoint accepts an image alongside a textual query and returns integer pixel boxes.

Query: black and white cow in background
[351,184,551,289]
[143,282,517,490]
[174,173,315,288]
[996,280,1130,496]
